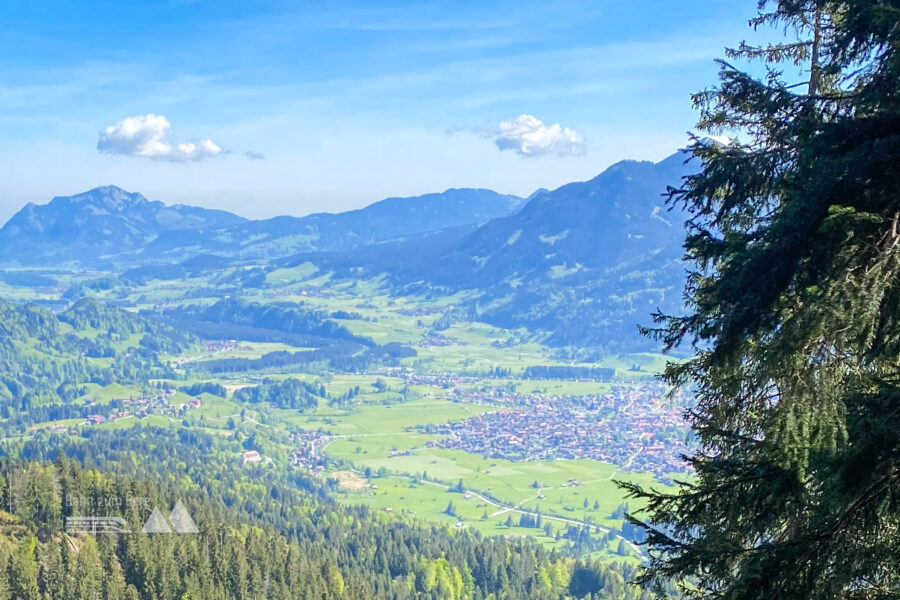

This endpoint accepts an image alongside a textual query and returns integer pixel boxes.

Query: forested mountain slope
[273,152,693,349]
[0,427,664,600]
[0,297,193,412]
[135,187,524,262]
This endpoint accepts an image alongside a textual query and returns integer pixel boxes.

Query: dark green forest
[625,0,900,598]
[0,428,662,600]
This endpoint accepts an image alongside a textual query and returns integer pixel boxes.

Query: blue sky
[0,0,764,221]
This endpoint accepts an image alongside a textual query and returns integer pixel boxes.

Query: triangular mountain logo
[168,500,199,534]
[142,507,173,534]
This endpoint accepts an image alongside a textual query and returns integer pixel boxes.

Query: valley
[3,1,886,596]
[0,152,693,585]
[0,259,690,563]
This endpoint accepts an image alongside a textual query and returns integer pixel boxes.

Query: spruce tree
[623,1,900,598]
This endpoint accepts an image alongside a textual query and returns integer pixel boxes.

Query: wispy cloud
[493,114,585,157]
[97,114,224,162]
[243,150,265,160]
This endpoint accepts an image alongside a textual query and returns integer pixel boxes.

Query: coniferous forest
[0,428,662,600]
[624,0,900,598]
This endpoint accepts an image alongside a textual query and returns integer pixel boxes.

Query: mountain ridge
[413,152,695,347]
[0,185,248,265]
[0,185,525,266]
[0,151,693,349]
[269,151,694,348]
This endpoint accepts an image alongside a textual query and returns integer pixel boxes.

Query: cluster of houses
[82,389,202,426]
[204,339,252,352]
[270,288,332,299]
[394,306,445,317]
[402,372,484,389]
[288,429,329,474]
[419,385,693,476]
[241,450,263,463]
[41,423,78,435]
[419,335,462,347]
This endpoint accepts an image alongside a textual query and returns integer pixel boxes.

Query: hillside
[439,152,694,347]
[0,186,246,266]
[0,428,652,600]
[414,153,690,288]
[274,152,694,349]
[0,297,194,413]
[129,187,524,262]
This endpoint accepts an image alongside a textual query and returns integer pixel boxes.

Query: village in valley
[37,386,205,434]
[409,384,691,477]
[16,281,693,562]
[282,367,692,481]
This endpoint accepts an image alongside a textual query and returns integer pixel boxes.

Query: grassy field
[78,383,142,405]
[264,262,320,285]
[169,340,316,364]
[284,398,495,436]
[327,437,658,525]
[96,413,175,431]
[264,392,666,559]
[331,474,624,556]
[329,452,648,561]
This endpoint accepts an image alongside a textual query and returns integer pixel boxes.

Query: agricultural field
[278,392,665,559]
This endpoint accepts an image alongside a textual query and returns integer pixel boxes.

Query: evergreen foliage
[0,428,657,599]
[178,382,227,398]
[232,378,321,410]
[623,1,900,598]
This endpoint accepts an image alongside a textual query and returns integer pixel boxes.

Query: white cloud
[494,114,585,157]
[97,114,224,162]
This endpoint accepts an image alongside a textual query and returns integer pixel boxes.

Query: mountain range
[273,152,694,348]
[0,187,523,266]
[0,151,693,348]
[415,152,692,347]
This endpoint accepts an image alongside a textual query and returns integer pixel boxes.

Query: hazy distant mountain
[132,188,525,262]
[415,153,690,286]
[277,152,695,349]
[0,154,694,349]
[0,186,246,266]
[0,187,524,266]
[405,152,694,347]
